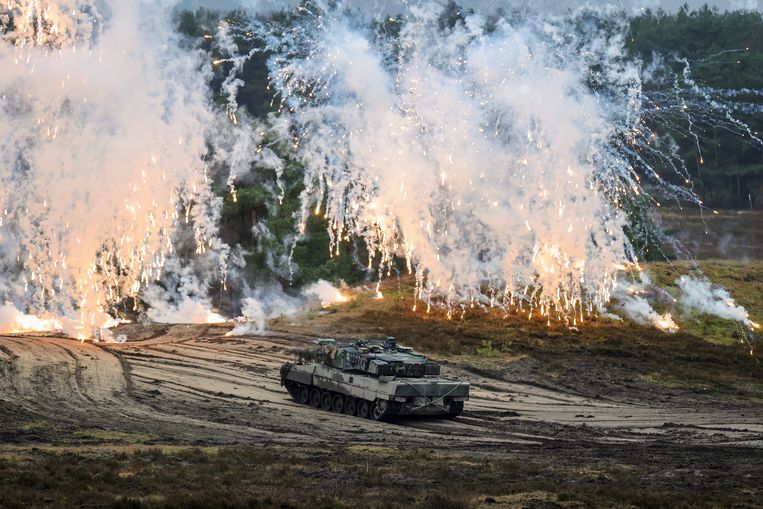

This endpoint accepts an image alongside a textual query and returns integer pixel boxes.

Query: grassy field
[1,443,760,509]
[281,261,763,402]
[658,208,763,260]
[2,261,762,509]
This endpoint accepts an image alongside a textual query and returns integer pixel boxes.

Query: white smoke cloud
[147,297,227,324]
[250,2,758,327]
[0,1,255,338]
[303,280,350,308]
[609,276,679,332]
[230,297,267,333]
[188,0,763,15]
[258,3,646,323]
[226,280,347,335]
[142,254,229,324]
[613,293,679,332]
[226,289,300,335]
[608,274,759,334]
[677,276,757,327]
[0,300,132,339]
[3,0,757,341]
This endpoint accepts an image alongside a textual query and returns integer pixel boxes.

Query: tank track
[282,379,463,421]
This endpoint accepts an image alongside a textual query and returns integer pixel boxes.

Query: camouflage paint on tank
[280,337,469,420]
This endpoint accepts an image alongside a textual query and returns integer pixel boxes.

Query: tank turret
[280,337,469,420]
[297,337,442,377]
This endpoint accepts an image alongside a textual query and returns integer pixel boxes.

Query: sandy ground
[2,324,761,450]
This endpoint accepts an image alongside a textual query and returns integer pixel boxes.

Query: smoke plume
[677,276,759,328]
[0,0,246,337]
[249,2,700,324]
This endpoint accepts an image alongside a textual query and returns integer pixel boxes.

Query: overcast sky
[179,0,762,14]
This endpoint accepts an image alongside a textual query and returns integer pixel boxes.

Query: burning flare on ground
[303,280,351,308]
[655,314,679,333]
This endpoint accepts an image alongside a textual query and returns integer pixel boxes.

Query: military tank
[280,337,469,420]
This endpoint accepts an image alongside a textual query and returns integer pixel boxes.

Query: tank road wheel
[369,399,388,421]
[357,400,370,419]
[344,397,357,416]
[332,394,345,413]
[297,385,310,405]
[309,388,322,407]
[446,401,464,419]
[320,391,333,411]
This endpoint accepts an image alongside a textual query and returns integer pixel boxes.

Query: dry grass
[646,260,763,342]
[2,262,762,508]
[279,261,763,400]
[658,208,763,260]
[0,444,759,509]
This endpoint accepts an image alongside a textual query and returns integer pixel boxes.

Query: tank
[279,337,469,420]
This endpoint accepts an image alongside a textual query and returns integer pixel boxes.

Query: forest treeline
[176,4,763,283]
[628,5,763,211]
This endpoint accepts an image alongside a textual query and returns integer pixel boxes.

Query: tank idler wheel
[357,400,370,419]
[344,397,357,416]
[309,388,322,408]
[446,401,464,419]
[320,391,333,411]
[297,385,310,405]
[369,399,388,421]
[332,394,345,413]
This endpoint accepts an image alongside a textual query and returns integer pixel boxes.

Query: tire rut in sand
[2,326,762,449]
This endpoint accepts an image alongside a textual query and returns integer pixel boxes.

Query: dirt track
[2,324,761,450]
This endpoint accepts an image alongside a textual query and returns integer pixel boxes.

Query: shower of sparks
[2,1,760,339]
[0,0,101,48]
[229,1,761,329]
[0,1,228,337]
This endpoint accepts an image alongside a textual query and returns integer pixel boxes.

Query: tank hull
[280,362,469,419]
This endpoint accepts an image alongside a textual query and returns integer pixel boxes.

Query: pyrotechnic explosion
[0,0,759,340]
[0,0,101,48]
[303,279,351,308]
[0,0,236,338]
[205,1,762,334]
[221,2,746,329]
